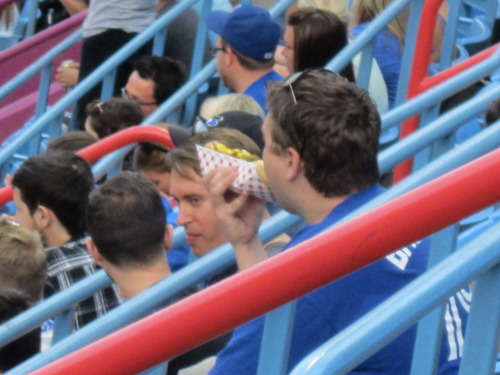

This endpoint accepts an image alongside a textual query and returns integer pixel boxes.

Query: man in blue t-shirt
[204,69,467,374]
[206,5,283,114]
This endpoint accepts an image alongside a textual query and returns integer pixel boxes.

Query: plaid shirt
[44,237,122,330]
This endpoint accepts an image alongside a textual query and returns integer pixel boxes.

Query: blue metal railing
[290,221,500,375]
[3,108,499,372]
[0,0,212,167]
[1,4,498,354]
[1,0,499,373]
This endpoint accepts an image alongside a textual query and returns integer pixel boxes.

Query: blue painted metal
[88,0,297,175]
[356,41,374,90]
[151,27,167,56]
[327,0,413,74]
[409,224,459,375]
[100,69,118,100]
[381,47,500,132]
[290,221,500,375]
[181,0,213,125]
[52,306,76,345]
[0,0,202,166]
[25,0,38,39]
[4,211,302,374]
[257,302,297,375]
[394,0,424,107]
[438,0,462,70]
[458,264,500,375]
[378,85,500,174]
[0,270,111,346]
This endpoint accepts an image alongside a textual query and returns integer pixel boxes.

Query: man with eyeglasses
[207,5,282,114]
[122,56,186,118]
[204,70,468,374]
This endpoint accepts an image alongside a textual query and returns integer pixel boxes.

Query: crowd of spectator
[2,0,498,373]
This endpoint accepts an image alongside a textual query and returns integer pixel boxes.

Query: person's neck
[290,180,350,225]
[299,194,349,225]
[43,226,73,248]
[232,68,274,93]
[111,262,172,300]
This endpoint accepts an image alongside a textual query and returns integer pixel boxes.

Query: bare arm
[59,0,88,16]
[203,167,268,271]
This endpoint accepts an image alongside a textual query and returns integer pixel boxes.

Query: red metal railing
[393,0,499,182]
[31,147,500,375]
[0,126,174,206]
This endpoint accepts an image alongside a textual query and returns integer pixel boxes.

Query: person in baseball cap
[193,111,264,150]
[206,5,283,113]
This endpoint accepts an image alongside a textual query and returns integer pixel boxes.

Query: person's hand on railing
[55,61,80,89]
[203,166,268,271]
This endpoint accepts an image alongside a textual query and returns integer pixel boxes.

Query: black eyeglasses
[121,87,157,106]
[283,68,333,104]
[211,46,226,57]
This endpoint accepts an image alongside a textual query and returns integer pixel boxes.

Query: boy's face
[13,187,38,232]
[169,167,227,257]
[141,170,171,196]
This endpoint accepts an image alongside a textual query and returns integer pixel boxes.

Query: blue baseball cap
[207,5,280,62]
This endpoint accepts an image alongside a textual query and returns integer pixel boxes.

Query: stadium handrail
[0,0,204,162]
[0,11,86,65]
[0,0,38,39]
[0,126,173,205]
[91,43,500,183]
[393,0,497,181]
[290,220,500,374]
[4,116,499,373]
[27,146,500,375]
[0,0,296,169]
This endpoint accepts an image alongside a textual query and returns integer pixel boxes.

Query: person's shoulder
[44,237,93,268]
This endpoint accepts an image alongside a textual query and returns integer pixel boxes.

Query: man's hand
[55,62,80,89]
[203,166,268,270]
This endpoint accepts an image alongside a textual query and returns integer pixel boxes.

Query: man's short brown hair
[168,128,262,180]
[267,69,380,197]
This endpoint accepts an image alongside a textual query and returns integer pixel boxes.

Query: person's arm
[59,0,88,16]
[203,167,268,271]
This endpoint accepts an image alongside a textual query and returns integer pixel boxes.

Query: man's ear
[33,205,53,230]
[87,238,105,266]
[225,46,236,67]
[285,147,302,181]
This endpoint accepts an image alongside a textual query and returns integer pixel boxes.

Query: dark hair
[288,8,355,81]
[46,131,97,153]
[133,142,170,173]
[222,39,274,71]
[12,151,94,238]
[485,97,500,126]
[168,128,262,179]
[0,288,40,371]
[133,56,187,104]
[86,172,166,267]
[85,98,143,139]
[267,69,380,197]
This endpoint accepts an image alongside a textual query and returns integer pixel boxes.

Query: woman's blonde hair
[199,93,265,120]
[352,0,409,45]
